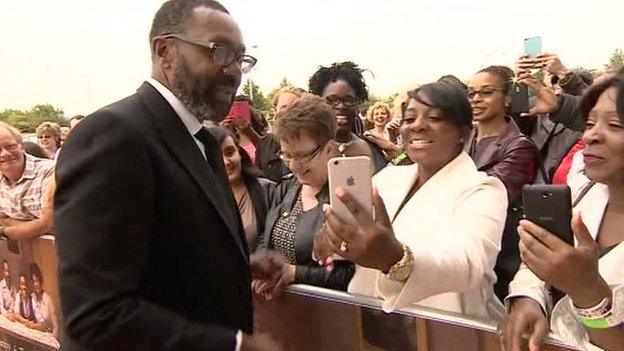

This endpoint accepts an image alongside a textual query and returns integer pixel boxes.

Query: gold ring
[340,241,348,252]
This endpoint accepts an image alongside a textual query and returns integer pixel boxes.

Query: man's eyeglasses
[466,87,506,99]
[324,95,358,108]
[161,34,258,74]
[0,143,20,153]
[278,144,324,164]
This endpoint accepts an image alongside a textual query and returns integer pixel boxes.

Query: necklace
[338,135,356,155]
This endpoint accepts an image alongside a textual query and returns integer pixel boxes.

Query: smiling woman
[315,82,508,322]
[466,65,539,300]
[309,62,388,172]
[207,126,275,252]
[256,95,355,292]
[503,74,624,351]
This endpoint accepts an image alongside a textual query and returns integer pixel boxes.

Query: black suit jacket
[54,82,252,351]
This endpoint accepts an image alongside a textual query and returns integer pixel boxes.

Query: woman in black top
[256,95,355,291]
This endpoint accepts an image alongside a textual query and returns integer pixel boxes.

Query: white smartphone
[327,156,373,224]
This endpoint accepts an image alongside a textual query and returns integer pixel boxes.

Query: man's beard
[169,55,236,123]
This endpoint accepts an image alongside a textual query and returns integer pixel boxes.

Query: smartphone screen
[523,36,542,58]
[228,101,251,123]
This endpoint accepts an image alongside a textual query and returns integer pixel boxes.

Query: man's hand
[251,264,295,298]
[241,332,283,351]
[250,251,288,298]
[501,297,549,351]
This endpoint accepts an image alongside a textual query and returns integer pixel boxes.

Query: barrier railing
[255,284,578,351]
[0,236,578,350]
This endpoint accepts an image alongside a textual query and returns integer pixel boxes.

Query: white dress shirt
[348,152,508,323]
[146,78,206,159]
[145,78,242,351]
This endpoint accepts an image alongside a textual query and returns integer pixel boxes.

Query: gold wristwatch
[385,244,413,282]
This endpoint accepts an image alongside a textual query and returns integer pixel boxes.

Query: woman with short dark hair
[503,75,624,351]
[315,82,507,321]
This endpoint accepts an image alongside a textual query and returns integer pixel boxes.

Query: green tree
[242,79,270,112]
[277,77,292,89]
[605,48,624,72]
[0,104,67,133]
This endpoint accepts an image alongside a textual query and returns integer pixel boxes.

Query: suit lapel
[136,82,248,262]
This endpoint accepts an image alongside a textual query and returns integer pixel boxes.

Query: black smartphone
[522,185,573,245]
[510,82,529,115]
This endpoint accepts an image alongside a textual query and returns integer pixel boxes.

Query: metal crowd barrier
[0,236,579,350]
[255,284,578,351]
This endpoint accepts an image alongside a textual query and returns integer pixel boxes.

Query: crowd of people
[1,0,623,350]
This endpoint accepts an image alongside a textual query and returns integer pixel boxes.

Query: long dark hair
[207,126,261,182]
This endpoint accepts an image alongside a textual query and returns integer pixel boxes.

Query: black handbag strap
[572,181,596,208]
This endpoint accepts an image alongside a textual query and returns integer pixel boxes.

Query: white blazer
[348,152,508,322]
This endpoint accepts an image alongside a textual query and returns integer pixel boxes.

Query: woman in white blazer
[502,75,624,351]
[315,82,508,322]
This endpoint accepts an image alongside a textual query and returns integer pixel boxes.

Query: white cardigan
[348,152,508,322]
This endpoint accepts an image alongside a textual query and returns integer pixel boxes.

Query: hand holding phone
[228,101,251,123]
[327,156,373,224]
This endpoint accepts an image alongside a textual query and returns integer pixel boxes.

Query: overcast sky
[1,0,622,116]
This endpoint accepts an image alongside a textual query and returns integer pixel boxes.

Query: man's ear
[152,37,175,69]
[326,140,338,154]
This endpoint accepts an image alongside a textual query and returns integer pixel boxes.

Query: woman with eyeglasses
[254,95,355,293]
[466,65,539,301]
[309,61,387,173]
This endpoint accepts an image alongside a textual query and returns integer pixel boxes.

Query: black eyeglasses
[278,144,324,164]
[466,87,506,99]
[161,34,257,73]
[324,95,358,108]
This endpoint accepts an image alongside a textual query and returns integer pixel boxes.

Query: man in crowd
[0,122,55,240]
[54,0,283,350]
[68,115,84,130]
